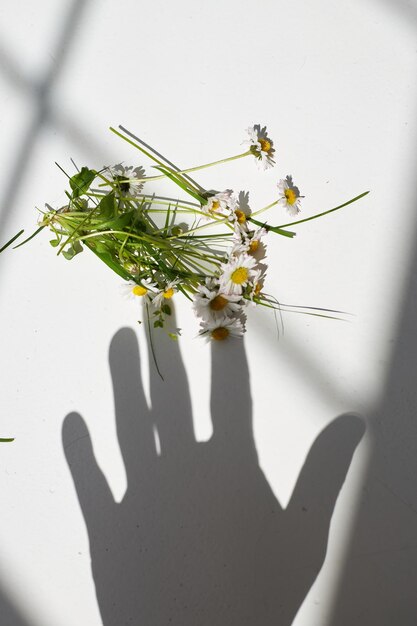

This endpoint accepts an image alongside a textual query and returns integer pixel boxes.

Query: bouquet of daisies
[1,124,368,351]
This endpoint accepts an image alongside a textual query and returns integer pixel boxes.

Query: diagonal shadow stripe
[325,1,417,621]
[0,0,92,239]
[326,187,417,626]
[0,585,33,626]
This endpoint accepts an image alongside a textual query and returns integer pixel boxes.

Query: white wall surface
[0,0,416,624]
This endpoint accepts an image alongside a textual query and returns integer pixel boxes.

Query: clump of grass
[0,123,369,384]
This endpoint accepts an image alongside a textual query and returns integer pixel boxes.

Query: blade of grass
[0,229,24,254]
[13,225,45,249]
[249,217,296,238]
[118,125,205,192]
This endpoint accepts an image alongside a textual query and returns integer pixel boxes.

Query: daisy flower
[121,277,156,303]
[232,226,268,259]
[219,253,258,295]
[107,164,146,197]
[198,316,244,342]
[152,280,180,309]
[248,268,267,302]
[249,226,267,247]
[248,226,267,255]
[193,283,243,321]
[277,175,303,216]
[244,124,275,170]
[230,190,252,235]
[202,190,236,217]
[230,238,250,256]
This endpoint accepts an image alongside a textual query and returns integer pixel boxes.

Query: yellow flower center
[132,285,148,297]
[210,295,229,311]
[235,210,246,224]
[211,200,220,211]
[259,138,271,153]
[211,327,229,341]
[163,288,174,299]
[249,239,259,253]
[285,189,297,205]
[231,267,249,285]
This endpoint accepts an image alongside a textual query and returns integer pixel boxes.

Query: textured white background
[0,0,416,624]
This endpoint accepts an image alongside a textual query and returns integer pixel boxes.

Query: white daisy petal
[106,163,146,198]
[193,284,244,321]
[198,316,245,342]
[244,124,275,170]
[219,253,258,295]
[121,278,157,303]
[152,280,180,309]
[277,175,303,216]
[202,189,236,218]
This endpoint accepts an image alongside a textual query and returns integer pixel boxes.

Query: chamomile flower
[193,283,243,321]
[198,316,244,342]
[202,190,236,217]
[277,175,303,216]
[248,268,266,301]
[107,164,146,197]
[121,277,156,303]
[231,238,250,256]
[152,280,180,309]
[241,227,268,259]
[219,253,258,295]
[249,226,268,247]
[230,191,252,235]
[244,124,275,170]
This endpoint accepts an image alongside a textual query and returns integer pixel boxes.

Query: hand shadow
[62,323,364,626]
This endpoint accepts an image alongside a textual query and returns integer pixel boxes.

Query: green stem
[108,128,250,183]
[145,303,164,381]
[251,200,279,217]
[79,230,171,248]
[169,215,231,238]
[153,150,251,179]
[109,127,168,169]
[249,217,296,238]
[274,191,370,229]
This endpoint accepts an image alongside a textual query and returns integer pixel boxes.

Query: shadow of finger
[63,412,114,537]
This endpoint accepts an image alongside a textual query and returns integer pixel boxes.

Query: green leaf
[96,209,145,232]
[161,303,171,315]
[0,438,14,442]
[134,217,148,233]
[249,217,296,238]
[49,239,59,247]
[62,239,83,260]
[70,167,96,199]
[94,242,109,254]
[62,247,76,260]
[109,210,135,230]
[72,239,83,254]
[97,191,116,219]
[85,242,131,280]
[154,320,164,328]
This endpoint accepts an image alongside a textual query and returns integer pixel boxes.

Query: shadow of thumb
[288,413,365,521]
